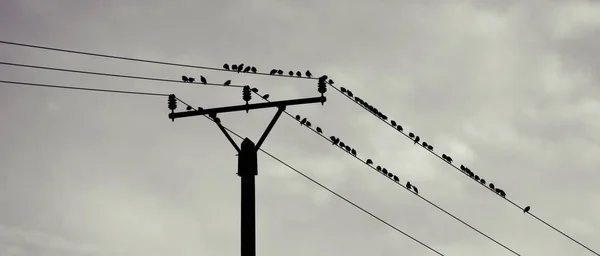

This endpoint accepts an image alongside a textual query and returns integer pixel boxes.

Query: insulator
[317,80,327,97]
[168,94,177,111]
[242,86,252,102]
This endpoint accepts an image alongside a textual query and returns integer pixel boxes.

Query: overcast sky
[1,0,599,255]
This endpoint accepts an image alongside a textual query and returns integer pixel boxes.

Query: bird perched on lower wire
[523,206,531,213]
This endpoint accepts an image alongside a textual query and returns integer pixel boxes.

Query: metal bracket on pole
[214,115,241,153]
[255,105,286,150]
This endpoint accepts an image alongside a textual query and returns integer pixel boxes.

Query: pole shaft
[239,138,257,256]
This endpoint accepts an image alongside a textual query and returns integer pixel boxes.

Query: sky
[0,0,599,255]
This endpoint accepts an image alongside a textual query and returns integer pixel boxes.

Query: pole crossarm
[169,96,326,120]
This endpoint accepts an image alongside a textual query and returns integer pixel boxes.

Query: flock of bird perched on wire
[174,62,532,214]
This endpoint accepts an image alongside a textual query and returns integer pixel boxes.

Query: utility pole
[167,77,329,256]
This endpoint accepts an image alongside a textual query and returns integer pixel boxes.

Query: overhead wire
[0,62,520,255]
[1,39,596,256]
[0,80,170,97]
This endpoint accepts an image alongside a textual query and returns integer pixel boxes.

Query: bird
[427,145,434,151]
[182,76,189,82]
[422,141,428,147]
[251,87,259,93]
[243,66,251,73]
[296,71,302,77]
[351,148,357,156]
[188,77,195,83]
[186,106,193,111]
[328,79,334,84]
[382,168,388,174]
[397,125,404,132]
[223,64,230,70]
[406,181,412,190]
[344,145,351,151]
[305,121,312,127]
[237,64,244,73]
[277,69,283,75]
[480,179,486,185]
[224,80,231,86]
[262,94,270,100]
[390,120,397,126]
[340,87,347,93]
[288,71,294,76]
[460,165,466,171]
[347,90,354,97]
[251,66,257,73]
[295,115,301,120]
[489,183,495,190]
[413,186,419,194]
[366,159,373,165]
[376,166,382,171]
[408,132,415,138]
[316,127,323,133]
[305,70,312,78]
[270,69,277,75]
[414,136,420,145]
[393,176,400,182]
[232,64,238,71]
[523,206,530,213]
[200,76,207,84]
[300,118,307,125]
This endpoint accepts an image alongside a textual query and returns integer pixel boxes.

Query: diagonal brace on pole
[255,105,285,150]
[213,116,241,153]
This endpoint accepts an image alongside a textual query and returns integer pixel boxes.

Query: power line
[0,61,245,88]
[0,78,445,254]
[2,39,595,255]
[0,80,170,97]
[1,62,521,255]
[249,90,522,255]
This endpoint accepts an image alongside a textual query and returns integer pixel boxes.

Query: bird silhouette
[251,87,259,93]
[390,120,397,126]
[387,172,393,178]
[237,64,244,73]
[182,76,189,82]
[523,206,530,213]
[347,90,354,97]
[344,145,351,151]
[408,132,415,138]
[474,175,480,181]
[413,186,419,194]
[376,166,382,171]
[224,80,231,86]
[351,148,357,155]
[393,176,400,182]
[232,64,238,71]
[406,181,412,190]
[186,106,193,111]
[328,79,334,85]
[366,159,373,165]
[300,118,307,125]
[296,71,302,77]
[489,183,495,190]
[305,70,312,78]
[427,145,433,151]
[480,179,486,185]
[243,66,251,73]
[262,94,270,100]
[397,125,403,132]
[188,77,195,83]
[200,76,207,84]
[340,87,347,93]
[288,71,294,76]
[251,66,257,73]
[422,141,428,147]
[382,168,388,175]
[414,136,420,145]
[270,69,277,75]
[223,64,230,70]
[305,121,312,127]
[295,115,301,120]
[460,165,466,171]
[316,127,323,133]
[277,69,283,75]
[339,141,345,148]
